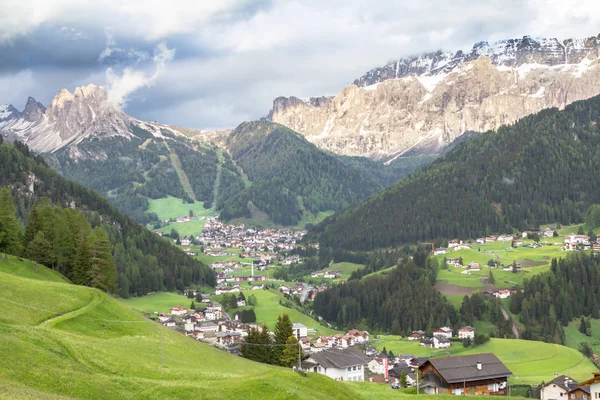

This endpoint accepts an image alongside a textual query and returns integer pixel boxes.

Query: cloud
[106,43,175,106]
[2,0,600,129]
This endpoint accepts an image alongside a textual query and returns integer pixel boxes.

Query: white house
[433,326,453,339]
[180,238,191,246]
[170,306,188,316]
[305,348,370,382]
[293,323,308,339]
[421,336,451,349]
[367,357,389,375]
[540,375,580,400]
[458,326,475,340]
[493,289,512,299]
[433,248,447,255]
[408,330,425,340]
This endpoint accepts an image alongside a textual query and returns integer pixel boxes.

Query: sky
[1,0,599,129]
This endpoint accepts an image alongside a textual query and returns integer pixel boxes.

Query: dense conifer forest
[310,95,600,251]
[220,121,382,223]
[0,138,215,296]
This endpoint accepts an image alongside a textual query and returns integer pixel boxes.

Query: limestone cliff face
[268,35,600,160]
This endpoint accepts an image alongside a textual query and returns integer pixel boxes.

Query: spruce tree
[399,370,408,388]
[274,314,294,365]
[0,187,22,256]
[26,231,53,268]
[87,227,116,292]
[280,335,303,368]
[73,233,91,285]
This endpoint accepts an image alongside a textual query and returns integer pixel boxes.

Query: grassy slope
[564,318,600,355]
[0,254,69,283]
[147,196,215,220]
[119,292,193,314]
[369,337,596,384]
[213,289,340,336]
[0,258,374,400]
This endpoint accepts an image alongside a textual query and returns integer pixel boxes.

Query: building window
[347,367,351,371]
[571,395,575,399]
[358,365,362,370]
[583,395,587,400]
[353,366,357,371]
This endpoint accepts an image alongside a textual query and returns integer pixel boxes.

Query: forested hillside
[311,95,600,251]
[0,138,215,296]
[51,127,244,223]
[222,121,381,224]
[512,252,600,344]
[313,253,513,337]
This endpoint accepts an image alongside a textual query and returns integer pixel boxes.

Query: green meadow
[120,292,193,314]
[147,196,215,220]
[0,256,386,400]
[213,289,340,336]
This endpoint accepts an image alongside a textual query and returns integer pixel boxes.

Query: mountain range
[0,87,390,227]
[267,34,600,161]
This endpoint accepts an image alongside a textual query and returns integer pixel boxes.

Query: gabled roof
[422,353,512,384]
[580,372,600,386]
[545,375,579,391]
[309,348,371,369]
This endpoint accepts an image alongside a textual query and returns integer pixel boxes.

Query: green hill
[222,121,382,226]
[310,95,600,251]
[0,258,364,399]
[0,139,215,297]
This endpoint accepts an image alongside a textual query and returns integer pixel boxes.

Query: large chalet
[419,353,512,396]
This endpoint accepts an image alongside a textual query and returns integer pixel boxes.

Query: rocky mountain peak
[23,97,46,122]
[268,33,600,160]
[0,104,21,121]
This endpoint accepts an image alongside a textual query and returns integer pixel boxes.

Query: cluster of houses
[195,217,306,254]
[310,270,342,279]
[540,374,600,400]
[405,326,475,349]
[303,346,513,396]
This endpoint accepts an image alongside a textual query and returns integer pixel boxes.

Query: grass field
[0,256,398,400]
[564,318,600,355]
[147,196,215,220]
[0,254,68,283]
[156,220,206,237]
[293,210,335,230]
[119,292,193,314]
[368,337,596,384]
[213,289,340,336]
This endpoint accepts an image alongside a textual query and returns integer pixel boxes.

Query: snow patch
[416,73,447,92]
[571,56,595,78]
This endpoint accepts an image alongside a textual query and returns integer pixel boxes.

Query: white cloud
[2,0,600,129]
[106,43,175,106]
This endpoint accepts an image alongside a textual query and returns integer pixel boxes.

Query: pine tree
[280,335,303,368]
[488,270,495,284]
[579,316,587,334]
[274,314,294,365]
[190,300,196,310]
[0,187,22,256]
[73,233,91,285]
[88,227,116,292]
[25,231,53,269]
[399,370,408,388]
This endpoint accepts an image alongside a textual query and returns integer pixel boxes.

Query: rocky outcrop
[268,34,600,160]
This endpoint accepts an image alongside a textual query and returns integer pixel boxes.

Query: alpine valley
[5,28,600,400]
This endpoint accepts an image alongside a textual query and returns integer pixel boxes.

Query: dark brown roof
[309,348,371,369]
[422,353,512,384]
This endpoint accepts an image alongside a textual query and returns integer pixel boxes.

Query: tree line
[511,253,600,344]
